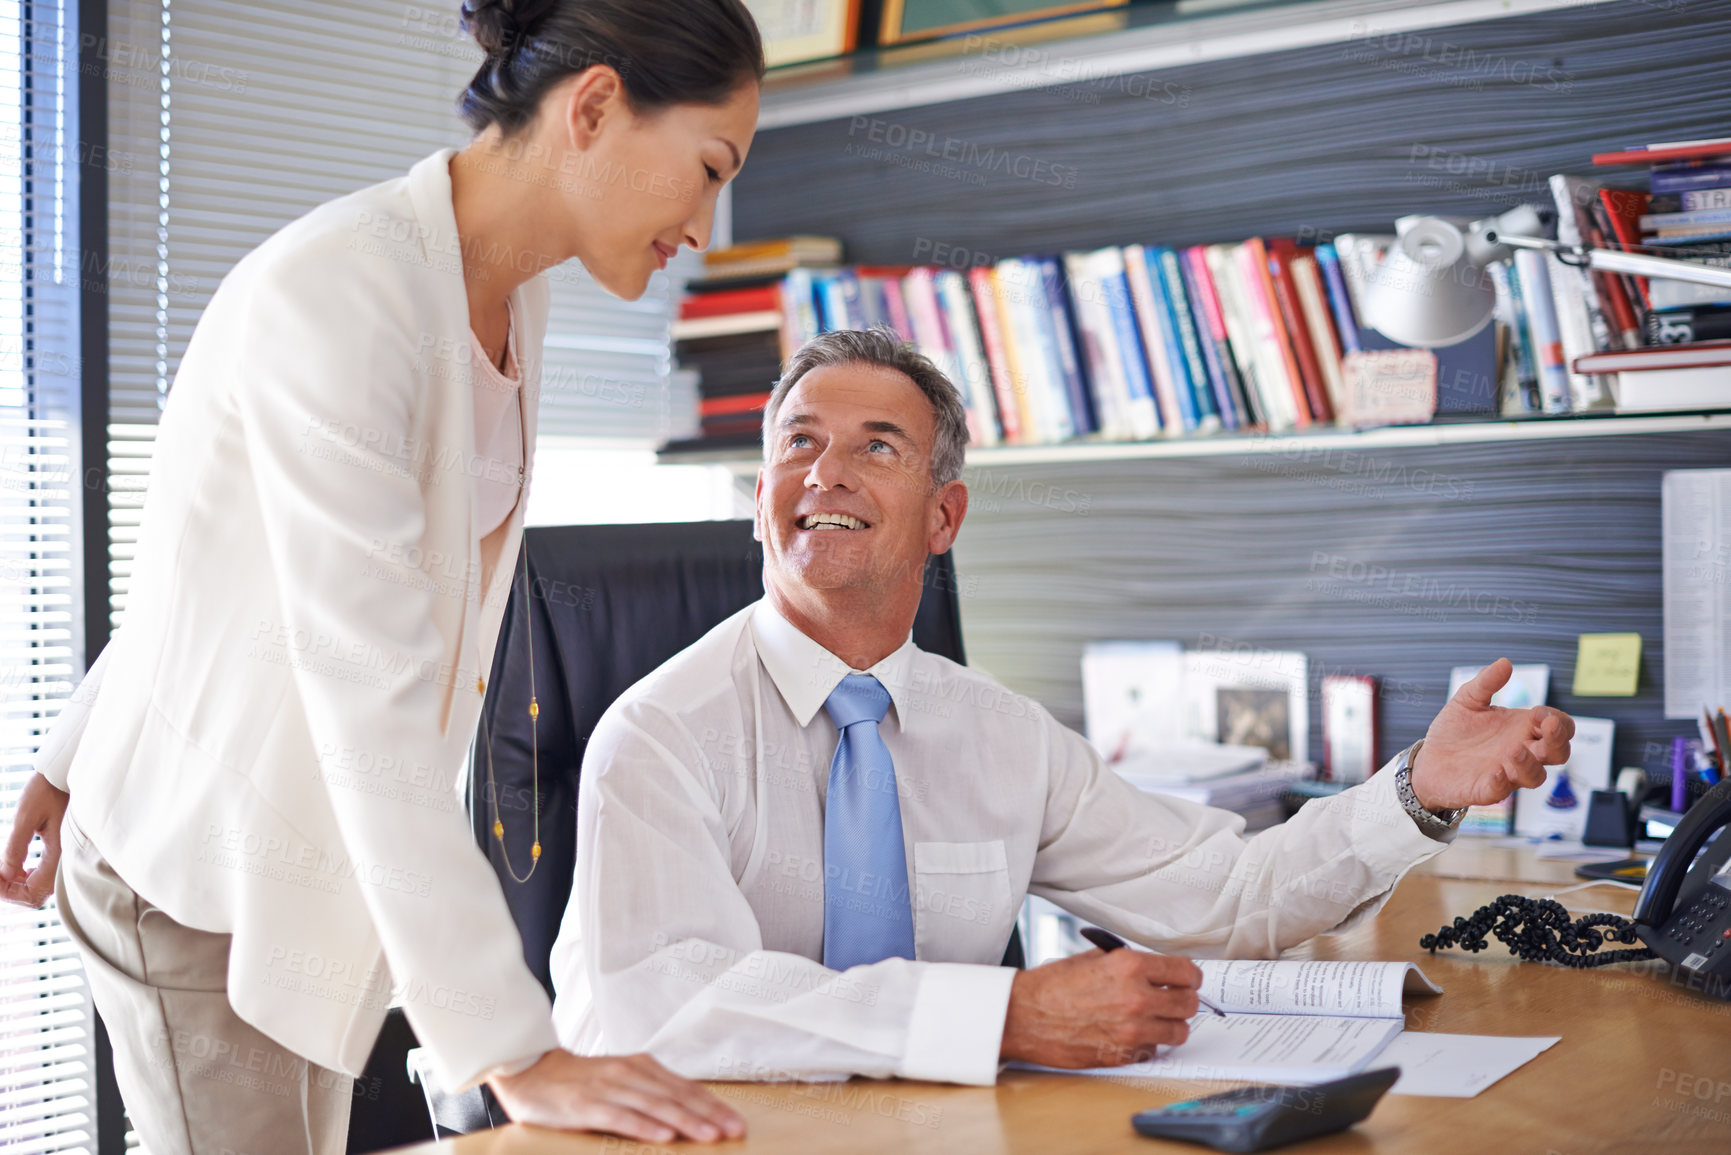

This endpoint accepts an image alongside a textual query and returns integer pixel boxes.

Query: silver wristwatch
[1393,740,1463,838]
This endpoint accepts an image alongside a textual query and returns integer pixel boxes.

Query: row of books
[779,239,1411,446]
[678,236,1426,449]
[671,160,1731,452]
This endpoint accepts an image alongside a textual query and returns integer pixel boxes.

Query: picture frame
[1081,640,1184,762]
[1321,675,1378,784]
[1181,648,1309,767]
[880,0,1128,46]
[746,0,861,68]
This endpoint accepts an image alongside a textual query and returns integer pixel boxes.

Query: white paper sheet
[1018,1014,1404,1085]
[1662,469,1731,719]
[1379,1032,1560,1098]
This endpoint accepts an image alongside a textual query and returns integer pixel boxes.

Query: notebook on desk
[1015,960,1440,1084]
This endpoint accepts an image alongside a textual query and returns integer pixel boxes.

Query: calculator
[1131,1067,1401,1152]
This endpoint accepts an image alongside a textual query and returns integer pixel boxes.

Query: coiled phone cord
[1421,894,1655,968]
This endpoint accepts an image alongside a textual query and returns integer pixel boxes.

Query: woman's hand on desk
[1410,657,1576,811]
[0,773,69,908]
[999,948,1202,1069]
[487,1049,746,1144]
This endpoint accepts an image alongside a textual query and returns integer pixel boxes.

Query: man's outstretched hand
[1410,658,1574,811]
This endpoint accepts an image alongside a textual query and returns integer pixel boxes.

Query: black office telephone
[1423,778,1731,997]
[1633,777,1731,994]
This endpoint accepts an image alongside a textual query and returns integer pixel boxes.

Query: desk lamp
[1362,204,1731,348]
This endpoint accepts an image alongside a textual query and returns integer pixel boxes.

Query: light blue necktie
[821,673,915,971]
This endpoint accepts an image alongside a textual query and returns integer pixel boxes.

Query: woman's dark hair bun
[459,0,765,136]
[461,0,558,59]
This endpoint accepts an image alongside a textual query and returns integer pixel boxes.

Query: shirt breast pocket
[912,840,1014,964]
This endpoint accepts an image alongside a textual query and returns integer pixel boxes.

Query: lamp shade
[1363,216,1497,348]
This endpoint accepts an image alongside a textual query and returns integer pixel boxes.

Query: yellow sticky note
[1573,633,1642,696]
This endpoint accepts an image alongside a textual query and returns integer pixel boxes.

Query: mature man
[549,328,1573,1085]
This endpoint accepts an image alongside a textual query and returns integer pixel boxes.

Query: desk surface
[392,843,1731,1155]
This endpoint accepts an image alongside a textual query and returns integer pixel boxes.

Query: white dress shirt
[549,598,1448,1087]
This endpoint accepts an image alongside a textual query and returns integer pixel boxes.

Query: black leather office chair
[406,521,1015,1135]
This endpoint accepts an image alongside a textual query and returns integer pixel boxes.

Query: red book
[1266,240,1335,423]
[1574,340,1731,373]
[1593,138,1731,166]
[680,285,783,320]
[1584,214,1641,349]
[1598,187,1652,307]
[1240,238,1311,428]
[699,392,771,418]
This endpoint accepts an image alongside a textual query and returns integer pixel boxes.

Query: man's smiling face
[755,362,960,599]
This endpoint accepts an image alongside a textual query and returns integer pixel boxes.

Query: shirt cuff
[446,1017,560,1093]
[478,1048,551,1084]
[898,963,1016,1086]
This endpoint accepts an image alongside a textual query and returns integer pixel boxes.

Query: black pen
[1081,926,1227,1017]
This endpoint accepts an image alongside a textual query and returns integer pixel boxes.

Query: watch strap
[1394,740,1463,837]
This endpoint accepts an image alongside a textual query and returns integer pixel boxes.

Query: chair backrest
[469,521,976,994]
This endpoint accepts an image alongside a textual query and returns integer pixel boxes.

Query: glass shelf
[659,411,1731,471]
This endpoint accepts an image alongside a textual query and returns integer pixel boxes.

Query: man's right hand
[1000,948,1202,1069]
[488,1049,746,1144]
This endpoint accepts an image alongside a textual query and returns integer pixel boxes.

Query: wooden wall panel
[953,432,1731,774]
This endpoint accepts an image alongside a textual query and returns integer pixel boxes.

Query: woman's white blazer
[34,148,560,1091]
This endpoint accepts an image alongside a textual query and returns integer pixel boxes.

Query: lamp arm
[1496,233,1731,289]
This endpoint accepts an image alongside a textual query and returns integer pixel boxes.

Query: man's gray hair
[761,328,970,487]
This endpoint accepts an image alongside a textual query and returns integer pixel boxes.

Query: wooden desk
[391,845,1731,1155]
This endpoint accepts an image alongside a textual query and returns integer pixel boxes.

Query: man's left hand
[1409,658,1574,811]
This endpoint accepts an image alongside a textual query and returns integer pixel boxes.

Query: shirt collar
[750,599,917,733]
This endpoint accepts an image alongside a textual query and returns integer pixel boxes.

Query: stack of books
[1589,136,1731,411]
[668,237,842,454]
[1111,752,1311,833]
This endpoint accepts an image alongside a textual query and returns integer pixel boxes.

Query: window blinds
[2,0,96,1149]
[104,0,695,615]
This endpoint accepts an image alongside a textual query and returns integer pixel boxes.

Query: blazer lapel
[405,149,479,739]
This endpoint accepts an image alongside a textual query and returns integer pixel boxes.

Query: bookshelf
[701,0,1731,775]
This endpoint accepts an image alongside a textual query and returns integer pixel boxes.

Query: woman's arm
[232,239,560,1092]
[2,640,117,908]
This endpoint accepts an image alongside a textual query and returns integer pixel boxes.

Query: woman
[0,1,761,1149]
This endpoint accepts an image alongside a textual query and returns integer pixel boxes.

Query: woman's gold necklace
[482,503,540,883]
